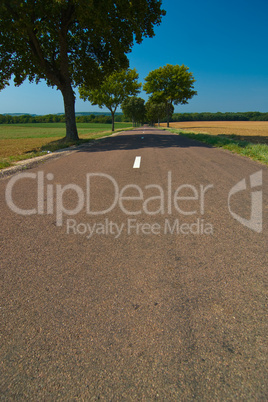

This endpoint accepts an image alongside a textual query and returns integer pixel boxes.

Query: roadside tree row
[0,0,166,141]
[78,64,197,130]
[0,0,200,137]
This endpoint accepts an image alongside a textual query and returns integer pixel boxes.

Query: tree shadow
[219,134,268,145]
[23,128,268,161]
[75,129,213,154]
[173,131,268,149]
[23,137,95,157]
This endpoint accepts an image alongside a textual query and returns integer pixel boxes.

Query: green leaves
[121,96,146,125]
[79,68,141,112]
[0,0,165,138]
[0,0,165,91]
[145,99,171,124]
[143,64,197,126]
[79,68,142,131]
[144,64,197,106]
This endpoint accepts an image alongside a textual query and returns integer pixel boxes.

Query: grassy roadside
[164,128,268,166]
[0,123,132,170]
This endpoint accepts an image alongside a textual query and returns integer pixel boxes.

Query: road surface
[0,127,267,400]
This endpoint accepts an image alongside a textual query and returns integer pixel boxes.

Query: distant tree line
[1,111,267,125]
[0,114,126,124]
[76,114,125,123]
[171,112,268,122]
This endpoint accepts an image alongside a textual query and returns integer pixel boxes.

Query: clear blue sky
[0,0,267,115]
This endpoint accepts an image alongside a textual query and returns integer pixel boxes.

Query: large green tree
[0,0,165,141]
[79,69,141,132]
[143,64,197,127]
[121,96,146,127]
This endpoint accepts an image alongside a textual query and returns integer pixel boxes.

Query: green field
[0,122,132,169]
[0,122,132,139]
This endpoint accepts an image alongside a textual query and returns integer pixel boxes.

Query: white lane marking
[133,156,141,169]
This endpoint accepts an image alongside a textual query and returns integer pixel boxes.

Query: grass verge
[165,128,268,166]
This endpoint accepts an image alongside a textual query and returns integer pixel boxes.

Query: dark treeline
[1,111,268,124]
[0,113,126,124]
[171,112,268,122]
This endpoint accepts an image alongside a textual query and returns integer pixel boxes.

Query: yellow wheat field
[160,121,268,144]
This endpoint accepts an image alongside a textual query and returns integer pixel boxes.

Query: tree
[143,64,197,127]
[79,69,141,132]
[121,97,146,127]
[145,99,173,126]
[0,1,165,141]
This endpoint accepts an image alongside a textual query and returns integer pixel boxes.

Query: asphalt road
[0,127,267,400]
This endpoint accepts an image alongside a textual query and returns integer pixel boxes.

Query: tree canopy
[121,97,146,126]
[0,0,165,140]
[79,69,141,131]
[143,64,197,126]
[145,99,173,126]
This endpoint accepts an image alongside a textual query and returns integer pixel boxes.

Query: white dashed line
[133,156,141,169]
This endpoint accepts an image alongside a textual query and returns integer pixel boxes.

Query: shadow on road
[76,129,212,154]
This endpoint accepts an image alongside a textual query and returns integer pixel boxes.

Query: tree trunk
[167,116,170,128]
[166,104,170,128]
[111,110,115,132]
[166,101,173,128]
[62,84,79,141]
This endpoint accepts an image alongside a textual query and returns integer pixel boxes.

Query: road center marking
[133,156,141,169]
